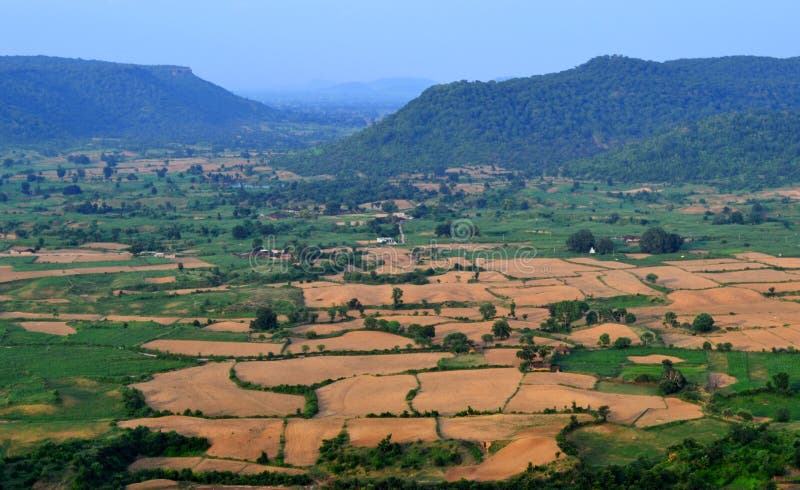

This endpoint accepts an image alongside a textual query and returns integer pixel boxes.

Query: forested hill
[0,56,325,149]
[280,55,800,181]
[569,111,800,187]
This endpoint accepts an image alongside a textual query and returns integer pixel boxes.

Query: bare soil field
[118,416,284,461]
[735,252,800,269]
[666,260,767,272]
[737,282,800,294]
[141,339,284,357]
[438,307,486,320]
[131,362,304,416]
[235,353,449,387]
[634,398,704,428]
[80,242,130,250]
[431,270,511,284]
[630,266,720,290]
[478,258,600,279]
[128,457,305,475]
[347,417,439,446]
[483,348,521,367]
[284,418,345,466]
[661,325,800,351]
[17,321,76,336]
[144,276,176,284]
[0,258,211,283]
[565,258,635,269]
[628,355,685,364]
[288,330,419,353]
[505,385,666,424]
[414,368,522,415]
[303,283,496,306]
[568,323,640,347]
[290,318,364,335]
[204,320,252,333]
[29,249,132,263]
[489,284,583,306]
[316,374,418,417]
[698,268,800,284]
[438,413,587,441]
[562,273,627,298]
[520,372,597,389]
[445,436,561,482]
[598,270,658,295]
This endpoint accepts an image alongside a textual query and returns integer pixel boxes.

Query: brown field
[478,258,600,279]
[30,249,132,263]
[284,418,345,466]
[347,417,439,446]
[431,270,511,284]
[698,268,799,284]
[735,252,800,269]
[445,436,562,482]
[736,282,800,294]
[520,372,597,389]
[628,355,685,364]
[236,352,449,387]
[489,284,583,306]
[141,339,284,357]
[598,270,658,295]
[666,260,767,272]
[316,374,418,417]
[568,323,640,346]
[630,266,719,290]
[438,307,486,320]
[505,385,667,424]
[483,348,521,366]
[438,413,588,441]
[562,273,627,298]
[637,287,800,330]
[128,457,305,475]
[144,276,176,284]
[303,282,496,306]
[291,318,363,335]
[661,325,800,351]
[0,312,199,326]
[288,330,418,353]
[118,416,284,461]
[131,362,304,416]
[17,321,76,336]
[565,257,635,269]
[414,368,522,415]
[0,257,212,283]
[204,320,252,332]
[634,398,704,428]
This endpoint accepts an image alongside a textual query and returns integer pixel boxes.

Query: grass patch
[594,380,660,396]
[437,353,486,369]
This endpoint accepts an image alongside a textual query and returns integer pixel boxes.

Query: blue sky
[1,0,798,90]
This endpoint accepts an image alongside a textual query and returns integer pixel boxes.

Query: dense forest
[0,56,351,149]
[279,55,800,184]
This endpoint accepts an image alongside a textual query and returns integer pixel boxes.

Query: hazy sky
[1,0,798,91]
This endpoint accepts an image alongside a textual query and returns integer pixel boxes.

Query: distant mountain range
[0,56,351,149]
[243,78,436,107]
[279,55,800,187]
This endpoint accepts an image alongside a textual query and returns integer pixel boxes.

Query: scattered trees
[639,227,683,254]
[442,332,472,353]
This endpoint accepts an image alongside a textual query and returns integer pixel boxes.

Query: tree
[640,331,655,345]
[598,333,610,347]
[509,300,516,318]
[613,337,632,349]
[692,313,715,333]
[479,302,497,320]
[658,359,687,395]
[640,227,682,254]
[481,333,494,346]
[663,311,678,328]
[443,332,472,353]
[596,405,611,422]
[250,306,278,331]
[768,372,791,395]
[585,310,598,325]
[595,237,614,255]
[391,287,404,309]
[624,312,636,324]
[492,318,511,340]
[566,229,595,253]
[645,273,659,283]
[549,300,589,330]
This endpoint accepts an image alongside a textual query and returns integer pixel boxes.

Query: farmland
[5,151,800,487]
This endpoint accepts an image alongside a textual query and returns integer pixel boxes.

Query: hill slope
[0,56,337,148]
[281,55,800,178]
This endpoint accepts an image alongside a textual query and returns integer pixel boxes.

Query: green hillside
[0,56,344,149]
[279,55,800,180]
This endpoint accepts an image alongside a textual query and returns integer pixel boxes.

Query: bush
[613,337,632,349]
[775,407,791,422]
